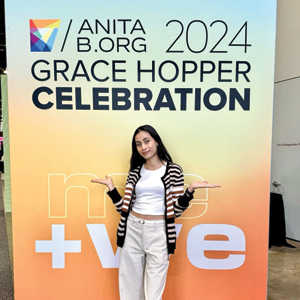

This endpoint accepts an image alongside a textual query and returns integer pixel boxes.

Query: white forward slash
[35,224,81,269]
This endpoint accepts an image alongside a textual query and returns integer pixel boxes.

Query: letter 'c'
[32,87,54,110]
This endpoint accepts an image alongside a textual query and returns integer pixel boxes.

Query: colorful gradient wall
[5,1,277,299]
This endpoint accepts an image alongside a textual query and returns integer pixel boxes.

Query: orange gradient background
[5,0,277,299]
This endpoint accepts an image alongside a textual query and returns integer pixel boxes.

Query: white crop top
[132,164,166,215]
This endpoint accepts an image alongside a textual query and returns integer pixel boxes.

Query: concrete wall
[271,0,300,240]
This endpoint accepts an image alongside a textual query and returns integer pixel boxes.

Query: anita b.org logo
[30,19,61,52]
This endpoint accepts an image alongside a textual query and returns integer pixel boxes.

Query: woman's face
[135,130,158,161]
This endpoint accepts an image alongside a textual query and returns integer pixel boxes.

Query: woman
[91,125,220,300]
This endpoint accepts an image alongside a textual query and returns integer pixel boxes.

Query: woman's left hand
[188,181,221,193]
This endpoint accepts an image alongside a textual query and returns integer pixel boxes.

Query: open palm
[190,181,221,190]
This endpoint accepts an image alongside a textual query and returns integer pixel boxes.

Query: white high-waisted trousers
[119,213,169,300]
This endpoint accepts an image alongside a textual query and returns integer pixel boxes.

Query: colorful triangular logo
[30,19,61,52]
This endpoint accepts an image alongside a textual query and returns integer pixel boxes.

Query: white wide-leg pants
[119,213,169,300]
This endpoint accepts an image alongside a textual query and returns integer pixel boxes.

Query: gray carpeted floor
[0,179,14,300]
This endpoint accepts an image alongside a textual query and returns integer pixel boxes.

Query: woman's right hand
[91,176,115,191]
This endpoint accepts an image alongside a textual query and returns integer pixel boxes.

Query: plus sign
[35,224,81,268]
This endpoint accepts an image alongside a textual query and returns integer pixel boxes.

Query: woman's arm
[178,181,221,208]
[173,166,220,217]
[91,176,115,191]
[91,176,123,214]
[187,181,221,193]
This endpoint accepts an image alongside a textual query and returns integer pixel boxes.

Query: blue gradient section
[47,28,58,49]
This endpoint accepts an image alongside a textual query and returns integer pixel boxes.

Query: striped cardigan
[107,162,193,254]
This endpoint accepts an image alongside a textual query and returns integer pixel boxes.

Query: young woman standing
[91,125,220,300]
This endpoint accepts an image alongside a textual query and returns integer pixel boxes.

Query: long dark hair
[130,125,173,170]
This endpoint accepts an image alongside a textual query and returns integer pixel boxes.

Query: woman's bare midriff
[131,210,164,220]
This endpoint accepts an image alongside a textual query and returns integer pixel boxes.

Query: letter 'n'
[48,173,106,218]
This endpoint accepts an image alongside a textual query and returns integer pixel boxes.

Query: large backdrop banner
[5,0,277,299]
